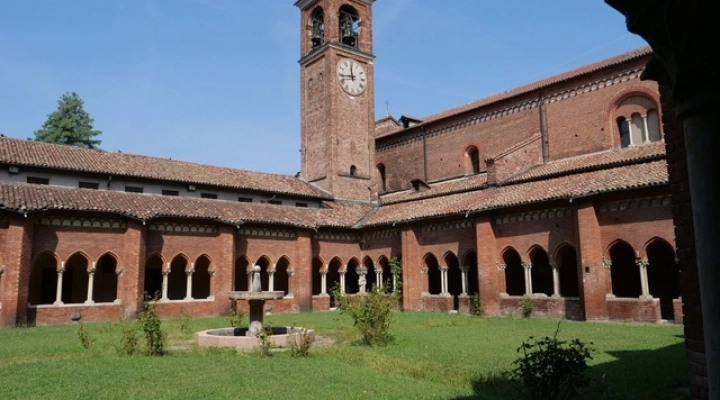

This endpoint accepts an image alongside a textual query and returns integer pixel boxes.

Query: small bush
[255,326,274,357]
[289,327,313,357]
[118,327,138,355]
[228,308,246,328]
[179,310,193,335]
[469,292,484,316]
[76,322,94,350]
[521,296,534,318]
[138,294,166,356]
[333,286,395,346]
[512,322,593,400]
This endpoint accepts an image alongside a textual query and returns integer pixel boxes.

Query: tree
[34,92,102,149]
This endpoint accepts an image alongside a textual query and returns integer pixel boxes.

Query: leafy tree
[34,92,102,148]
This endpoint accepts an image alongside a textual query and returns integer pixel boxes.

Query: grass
[0,312,688,400]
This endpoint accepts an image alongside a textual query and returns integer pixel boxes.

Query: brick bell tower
[296,0,375,201]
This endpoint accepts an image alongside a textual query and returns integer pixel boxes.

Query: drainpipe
[538,90,549,163]
[422,127,428,182]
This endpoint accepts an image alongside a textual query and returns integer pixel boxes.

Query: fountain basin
[228,291,284,301]
[195,326,316,350]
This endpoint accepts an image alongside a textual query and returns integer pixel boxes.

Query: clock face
[336,58,367,96]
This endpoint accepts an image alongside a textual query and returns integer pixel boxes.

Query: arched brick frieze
[644,238,679,320]
[93,253,118,303]
[607,240,641,298]
[553,244,579,297]
[63,252,90,304]
[423,253,441,295]
[143,254,164,300]
[501,247,524,296]
[28,251,58,305]
[167,254,190,300]
[191,254,212,300]
[528,246,552,297]
[234,255,251,292]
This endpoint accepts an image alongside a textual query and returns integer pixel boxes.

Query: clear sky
[0,1,647,176]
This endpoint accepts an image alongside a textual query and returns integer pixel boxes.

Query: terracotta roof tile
[366,160,668,226]
[0,137,330,199]
[0,182,371,229]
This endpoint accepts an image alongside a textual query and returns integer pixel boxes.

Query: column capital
[522,262,533,270]
[496,263,506,271]
[636,259,650,268]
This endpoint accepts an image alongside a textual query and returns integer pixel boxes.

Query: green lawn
[0,312,688,400]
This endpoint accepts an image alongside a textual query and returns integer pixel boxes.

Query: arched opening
[345,258,360,294]
[377,163,387,192]
[647,109,661,142]
[463,251,479,297]
[256,257,272,291]
[275,256,291,296]
[503,248,524,296]
[529,247,552,296]
[234,256,250,291]
[556,245,579,297]
[309,7,324,50]
[379,256,393,291]
[192,255,211,299]
[424,254,441,295]
[312,257,323,295]
[609,241,641,297]
[28,253,57,305]
[466,146,480,175]
[143,255,163,299]
[646,240,680,320]
[444,252,461,309]
[168,255,188,300]
[338,5,360,47]
[327,257,343,306]
[93,253,118,303]
[350,165,357,176]
[63,253,89,304]
[363,256,376,291]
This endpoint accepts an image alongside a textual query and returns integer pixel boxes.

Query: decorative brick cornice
[37,216,126,229]
[495,208,571,225]
[421,220,473,232]
[149,222,217,234]
[313,232,362,242]
[365,229,400,239]
[239,227,296,238]
[377,66,644,152]
[598,195,671,213]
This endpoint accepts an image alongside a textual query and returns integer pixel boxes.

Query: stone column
[637,259,651,299]
[268,264,276,292]
[643,115,650,143]
[161,264,170,301]
[54,262,65,305]
[376,271,383,290]
[340,269,346,294]
[550,262,560,298]
[440,266,448,294]
[460,265,468,295]
[85,262,96,304]
[184,265,194,300]
[359,271,367,293]
[321,269,327,295]
[522,263,533,295]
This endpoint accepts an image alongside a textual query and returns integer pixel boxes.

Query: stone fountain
[195,265,315,350]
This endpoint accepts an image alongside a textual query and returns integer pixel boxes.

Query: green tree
[34,92,102,148]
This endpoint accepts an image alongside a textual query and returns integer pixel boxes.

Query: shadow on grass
[450,341,688,400]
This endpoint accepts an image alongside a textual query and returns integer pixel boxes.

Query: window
[295,202,308,208]
[27,177,49,185]
[466,146,480,175]
[377,163,387,192]
[614,94,662,148]
[201,193,217,199]
[125,186,143,193]
[350,165,357,176]
[161,189,179,196]
[339,5,359,47]
[78,181,99,190]
[238,197,253,203]
[309,7,324,50]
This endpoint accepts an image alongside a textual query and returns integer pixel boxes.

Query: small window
[339,5,360,47]
[268,200,282,205]
[618,118,631,148]
[27,177,49,185]
[350,165,357,176]
[201,193,217,199]
[296,202,308,208]
[161,189,179,196]
[466,146,480,175]
[377,163,386,192]
[78,181,99,190]
[238,197,253,203]
[125,186,143,193]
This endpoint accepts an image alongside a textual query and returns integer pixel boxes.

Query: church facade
[0,0,679,327]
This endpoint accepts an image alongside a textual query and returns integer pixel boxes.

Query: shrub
[76,322,94,350]
[228,307,246,328]
[289,327,313,358]
[469,292,484,316]
[118,327,139,356]
[512,322,593,400]
[333,286,395,346]
[255,326,274,357]
[521,296,534,318]
[138,294,166,356]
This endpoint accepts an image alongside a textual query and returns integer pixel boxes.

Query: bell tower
[296,0,375,201]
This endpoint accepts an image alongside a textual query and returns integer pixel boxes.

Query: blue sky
[0,1,646,175]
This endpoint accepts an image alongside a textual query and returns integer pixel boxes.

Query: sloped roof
[0,181,371,229]
[0,137,331,199]
[366,160,668,226]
